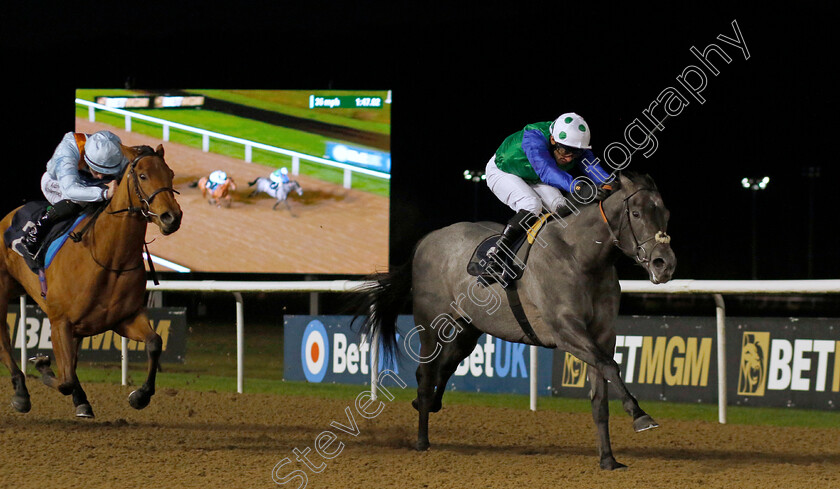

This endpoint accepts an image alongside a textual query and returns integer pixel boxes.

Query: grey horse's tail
[353,260,413,364]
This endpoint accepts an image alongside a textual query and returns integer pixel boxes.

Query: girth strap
[504,285,547,348]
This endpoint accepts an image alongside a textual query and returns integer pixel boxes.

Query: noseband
[598,188,671,265]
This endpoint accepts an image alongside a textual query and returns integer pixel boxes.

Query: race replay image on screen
[74,89,391,275]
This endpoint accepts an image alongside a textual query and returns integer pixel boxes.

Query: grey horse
[358,172,676,470]
[248,177,303,211]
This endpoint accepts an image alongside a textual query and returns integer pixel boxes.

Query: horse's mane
[564,171,658,210]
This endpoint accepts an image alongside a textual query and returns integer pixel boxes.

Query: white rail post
[245,144,252,163]
[530,345,538,411]
[343,168,352,189]
[18,296,27,374]
[162,124,170,141]
[234,292,245,394]
[121,337,128,386]
[714,294,727,424]
[202,134,210,152]
[88,105,95,122]
[291,155,300,175]
[125,114,132,132]
[370,332,379,401]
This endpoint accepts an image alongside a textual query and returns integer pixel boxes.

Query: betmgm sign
[552,316,839,410]
[284,316,554,395]
[6,305,187,363]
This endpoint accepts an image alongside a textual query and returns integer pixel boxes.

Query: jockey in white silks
[19,130,129,259]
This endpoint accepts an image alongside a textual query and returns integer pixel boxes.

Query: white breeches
[485,156,566,214]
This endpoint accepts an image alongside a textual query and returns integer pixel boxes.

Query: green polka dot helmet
[549,112,591,149]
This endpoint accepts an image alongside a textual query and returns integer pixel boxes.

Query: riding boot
[20,200,81,260]
[485,209,537,275]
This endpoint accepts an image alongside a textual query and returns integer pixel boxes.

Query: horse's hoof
[11,395,31,413]
[633,414,659,432]
[128,390,151,410]
[600,458,628,470]
[75,403,95,418]
[29,354,50,368]
[416,440,430,451]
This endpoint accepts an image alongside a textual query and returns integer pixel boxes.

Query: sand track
[74,119,388,274]
[0,380,837,489]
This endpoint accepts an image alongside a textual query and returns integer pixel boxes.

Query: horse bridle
[598,188,671,265]
[76,150,179,279]
[118,151,180,220]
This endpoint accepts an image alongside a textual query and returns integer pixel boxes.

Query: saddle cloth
[466,213,552,285]
[4,201,87,273]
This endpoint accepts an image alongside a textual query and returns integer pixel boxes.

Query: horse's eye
[139,174,147,180]
[632,211,640,218]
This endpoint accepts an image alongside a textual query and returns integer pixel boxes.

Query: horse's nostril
[652,258,666,270]
[160,212,173,225]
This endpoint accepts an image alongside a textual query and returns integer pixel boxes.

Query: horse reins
[598,188,671,265]
[80,150,179,281]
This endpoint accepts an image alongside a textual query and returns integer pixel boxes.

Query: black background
[2,2,837,282]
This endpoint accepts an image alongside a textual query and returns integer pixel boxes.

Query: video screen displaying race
[75,89,391,275]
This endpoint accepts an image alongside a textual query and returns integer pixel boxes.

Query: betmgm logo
[561,352,587,388]
[737,332,770,396]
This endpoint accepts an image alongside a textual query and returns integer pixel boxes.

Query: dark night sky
[1,2,836,281]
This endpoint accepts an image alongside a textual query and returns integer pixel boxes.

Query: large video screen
[75,89,391,275]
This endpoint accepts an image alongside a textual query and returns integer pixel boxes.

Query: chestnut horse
[198,175,236,208]
[0,144,182,418]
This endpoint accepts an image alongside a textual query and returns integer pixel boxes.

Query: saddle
[4,201,87,273]
[466,212,552,286]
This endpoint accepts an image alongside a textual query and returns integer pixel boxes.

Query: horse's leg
[414,317,481,451]
[0,287,31,413]
[550,318,656,432]
[272,199,280,210]
[587,366,625,470]
[70,337,94,418]
[116,313,161,410]
[45,318,80,396]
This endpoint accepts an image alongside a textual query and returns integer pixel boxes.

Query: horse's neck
[93,180,148,267]
[542,195,624,271]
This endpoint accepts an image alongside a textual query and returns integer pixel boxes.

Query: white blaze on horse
[248,177,303,212]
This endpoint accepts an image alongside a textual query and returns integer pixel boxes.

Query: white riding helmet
[85,131,128,175]
[549,113,591,149]
[270,167,288,183]
[209,170,228,185]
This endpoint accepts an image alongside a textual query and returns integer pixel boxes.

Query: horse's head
[289,180,303,196]
[120,145,182,235]
[608,172,676,284]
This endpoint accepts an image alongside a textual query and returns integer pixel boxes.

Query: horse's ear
[155,144,165,157]
[618,172,633,191]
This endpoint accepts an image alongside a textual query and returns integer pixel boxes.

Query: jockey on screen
[485,112,613,265]
[206,170,229,189]
[269,167,290,187]
[19,130,129,259]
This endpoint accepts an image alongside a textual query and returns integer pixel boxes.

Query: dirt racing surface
[74,119,389,275]
[1,380,837,489]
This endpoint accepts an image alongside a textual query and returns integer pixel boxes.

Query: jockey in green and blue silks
[18,130,129,260]
[484,113,613,271]
[270,167,290,186]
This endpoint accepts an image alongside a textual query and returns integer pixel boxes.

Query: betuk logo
[561,352,587,388]
[737,331,770,396]
[302,320,329,383]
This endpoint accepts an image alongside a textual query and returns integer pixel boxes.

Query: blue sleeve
[577,150,614,185]
[522,129,575,192]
